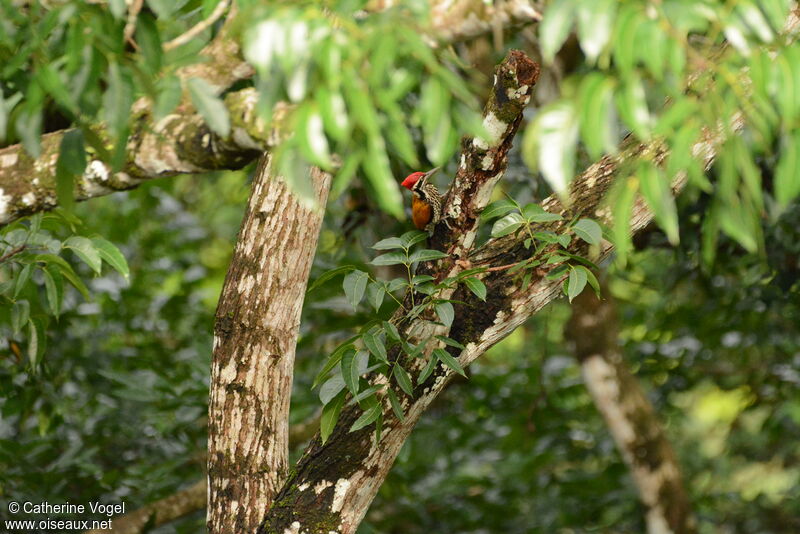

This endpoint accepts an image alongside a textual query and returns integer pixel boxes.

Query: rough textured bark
[0,88,276,226]
[0,0,542,227]
[84,412,321,534]
[258,49,540,534]
[567,287,696,534]
[256,41,752,532]
[207,157,330,533]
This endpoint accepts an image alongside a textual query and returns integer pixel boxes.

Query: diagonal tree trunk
[256,40,748,531]
[567,285,697,534]
[207,156,330,533]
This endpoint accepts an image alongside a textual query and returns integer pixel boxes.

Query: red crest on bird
[400,168,439,189]
[400,171,426,189]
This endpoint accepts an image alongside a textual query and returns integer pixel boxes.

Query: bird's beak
[424,167,440,179]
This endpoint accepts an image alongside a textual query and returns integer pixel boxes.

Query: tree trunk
[207,156,330,533]
[568,287,696,534]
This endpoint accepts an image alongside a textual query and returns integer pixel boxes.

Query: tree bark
[0,0,542,227]
[256,39,750,531]
[567,286,697,534]
[258,49,540,534]
[207,156,330,533]
[84,412,321,534]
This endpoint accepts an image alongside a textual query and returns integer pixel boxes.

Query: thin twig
[0,245,25,264]
[484,260,522,272]
[123,0,144,49]
[163,0,231,51]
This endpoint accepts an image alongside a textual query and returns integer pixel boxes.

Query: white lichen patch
[472,111,508,150]
[331,478,350,513]
[0,188,12,223]
[314,479,333,494]
[0,152,18,167]
[481,154,493,170]
[21,192,36,206]
[220,356,237,384]
[283,521,302,534]
[86,160,110,182]
[506,84,529,100]
[237,274,256,297]
[297,482,310,492]
[493,310,507,325]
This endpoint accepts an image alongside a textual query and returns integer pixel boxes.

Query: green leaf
[362,331,388,363]
[409,249,448,263]
[319,374,346,405]
[387,389,405,422]
[136,12,163,75]
[187,77,230,137]
[639,19,666,80]
[481,199,517,220]
[383,321,401,341]
[464,277,487,301]
[572,219,602,246]
[522,204,563,223]
[400,231,428,248]
[393,364,414,396]
[341,349,360,396]
[154,75,182,120]
[419,77,454,165]
[11,300,30,335]
[567,265,588,302]
[615,74,651,140]
[540,0,577,63]
[318,86,349,142]
[612,177,638,265]
[343,270,369,310]
[320,391,345,444]
[435,335,466,350]
[55,129,86,212]
[638,161,679,245]
[298,104,333,169]
[27,317,44,367]
[577,0,616,62]
[103,63,134,165]
[108,0,126,18]
[366,282,386,312]
[13,264,32,299]
[307,265,356,293]
[613,4,642,78]
[433,348,466,377]
[372,237,404,250]
[775,131,800,210]
[435,301,454,328]
[363,137,404,219]
[42,266,63,317]
[16,108,42,158]
[91,237,129,279]
[491,212,526,238]
[371,251,408,266]
[418,354,438,384]
[350,403,382,432]
[533,101,579,197]
[313,341,357,388]
[578,73,617,158]
[63,236,102,274]
[34,254,90,300]
[578,265,601,297]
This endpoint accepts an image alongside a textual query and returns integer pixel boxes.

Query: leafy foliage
[528,0,798,264]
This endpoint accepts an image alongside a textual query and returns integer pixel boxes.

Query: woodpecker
[400,167,443,232]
